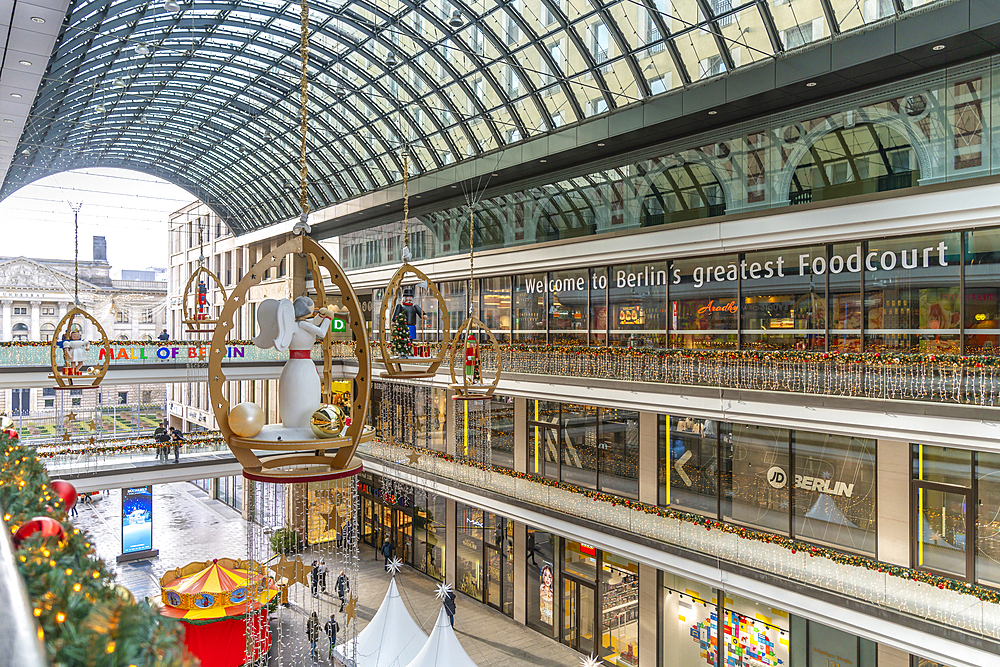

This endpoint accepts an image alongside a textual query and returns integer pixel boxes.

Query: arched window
[11,323,28,341]
[40,323,56,342]
[788,122,919,205]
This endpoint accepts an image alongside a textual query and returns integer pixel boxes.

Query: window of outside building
[40,323,55,342]
[118,392,128,405]
[116,308,130,324]
[41,307,55,315]
[13,307,26,315]
[11,323,27,341]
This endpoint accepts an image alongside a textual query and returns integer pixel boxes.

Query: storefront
[358,473,415,566]
[455,502,514,615]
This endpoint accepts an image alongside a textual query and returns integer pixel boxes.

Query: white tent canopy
[334,577,428,667]
[402,605,479,667]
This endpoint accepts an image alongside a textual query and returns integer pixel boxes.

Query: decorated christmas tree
[390,311,412,357]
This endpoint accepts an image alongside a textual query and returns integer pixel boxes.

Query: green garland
[0,432,196,666]
[498,343,1000,368]
[37,432,225,459]
[393,442,998,605]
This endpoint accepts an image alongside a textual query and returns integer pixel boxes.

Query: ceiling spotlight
[113,77,126,88]
[932,44,946,51]
[135,43,150,56]
[597,142,605,146]
[30,16,45,23]
[0,140,6,144]
[386,51,397,66]
[18,60,32,67]
[805,81,817,87]
[10,93,21,98]
[163,0,180,12]
[449,10,463,28]
[96,104,107,113]
[2,119,12,123]
[21,149,29,155]
[540,159,547,163]
[708,110,717,115]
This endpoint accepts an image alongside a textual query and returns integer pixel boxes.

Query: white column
[1,300,11,341]
[877,439,911,566]
[58,301,69,319]
[130,306,138,339]
[29,300,40,341]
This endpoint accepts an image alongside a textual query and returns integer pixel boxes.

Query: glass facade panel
[456,503,485,601]
[977,452,1000,587]
[964,228,1000,354]
[722,424,790,534]
[514,272,547,342]
[660,573,718,667]
[561,403,599,489]
[829,241,863,352]
[491,395,516,470]
[864,232,962,353]
[549,269,589,343]
[661,415,719,517]
[792,432,876,555]
[609,262,668,346]
[591,267,609,345]
[526,528,556,634]
[599,408,639,500]
[669,255,738,350]
[741,246,826,351]
[912,444,972,487]
[600,552,639,665]
[481,275,511,342]
[563,539,599,580]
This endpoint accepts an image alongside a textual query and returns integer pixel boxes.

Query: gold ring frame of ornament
[208,234,374,482]
[449,314,501,400]
[182,265,228,334]
[378,263,449,379]
[49,307,111,390]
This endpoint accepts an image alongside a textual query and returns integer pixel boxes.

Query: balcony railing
[361,439,1000,644]
[475,345,1000,406]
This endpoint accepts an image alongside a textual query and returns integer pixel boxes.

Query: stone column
[513,397,527,473]
[29,300,41,341]
[638,562,657,667]
[445,499,457,586]
[512,520,527,624]
[1,300,11,341]
[58,301,69,319]
[877,439,910,566]
[638,411,659,506]
[877,645,909,667]
[130,306,138,340]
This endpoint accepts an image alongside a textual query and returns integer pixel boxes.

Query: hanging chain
[402,150,409,255]
[298,0,310,220]
[69,202,82,305]
[468,206,474,311]
[197,216,205,266]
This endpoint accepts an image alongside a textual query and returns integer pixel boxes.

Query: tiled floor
[72,481,581,666]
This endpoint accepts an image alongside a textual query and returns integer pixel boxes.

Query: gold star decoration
[88,419,97,430]
[66,411,78,422]
[320,510,342,533]
[406,451,421,465]
[344,596,358,625]
[271,555,308,588]
[88,436,96,445]
[62,432,71,442]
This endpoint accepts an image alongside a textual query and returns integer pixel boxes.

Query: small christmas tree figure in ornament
[196,279,209,321]
[391,287,427,352]
[464,333,481,384]
[389,311,412,357]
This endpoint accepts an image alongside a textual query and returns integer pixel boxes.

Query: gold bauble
[310,404,346,438]
[228,402,265,438]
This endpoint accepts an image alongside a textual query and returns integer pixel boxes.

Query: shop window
[548,269,589,343]
[484,512,514,616]
[609,262,667,347]
[456,503,484,601]
[480,275,511,342]
[976,452,1000,587]
[668,255,738,350]
[600,552,639,665]
[527,399,560,479]
[414,490,446,581]
[741,245,827,351]
[789,615,876,667]
[963,228,1000,354]
[560,403,599,490]
[723,593,789,667]
[490,395,515,470]
[526,527,556,635]
[598,408,639,499]
[660,572,718,667]
[829,241,863,352]
[912,445,971,579]
[513,272,547,342]
[590,268,608,344]
[864,232,961,353]
[660,414,719,517]
[722,424,791,535]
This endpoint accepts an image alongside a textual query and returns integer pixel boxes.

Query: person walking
[381,535,395,571]
[318,560,328,593]
[324,613,339,660]
[527,531,537,565]
[443,590,457,628]
[307,611,320,662]
[157,329,170,341]
[153,420,169,463]
[70,497,79,517]
[335,570,349,611]
[310,560,319,597]
[168,427,185,464]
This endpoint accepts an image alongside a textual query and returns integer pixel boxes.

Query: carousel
[159,558,279,667]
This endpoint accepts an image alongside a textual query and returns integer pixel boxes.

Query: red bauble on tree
[0,414,16,442]
[13,516,66,548]
[50,480,77,511]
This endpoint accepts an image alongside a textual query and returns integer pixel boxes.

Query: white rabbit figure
[254,296,333,430]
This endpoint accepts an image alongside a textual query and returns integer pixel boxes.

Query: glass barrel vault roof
[1,0,945,233]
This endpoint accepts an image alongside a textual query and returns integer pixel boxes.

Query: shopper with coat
[324,613,339,659]
[307,611,321,661]
[381,535,395,571]
[335,570,349,611]
[443,590,457,627]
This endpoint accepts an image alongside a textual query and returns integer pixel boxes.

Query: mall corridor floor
[72,481,582,666]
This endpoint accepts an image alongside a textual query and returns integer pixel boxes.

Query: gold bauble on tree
[310,404,346,439]
[228,402,265,438]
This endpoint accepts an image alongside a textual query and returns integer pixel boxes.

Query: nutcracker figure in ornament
[392,287,428,344]
[196,280,209,321]
[464,333,481,384]
[254,296,334,429]
[63,327,90,375]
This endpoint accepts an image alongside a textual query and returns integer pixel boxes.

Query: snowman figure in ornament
[254,297,334,431]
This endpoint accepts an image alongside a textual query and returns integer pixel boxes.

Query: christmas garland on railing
[493,343,1000,368]
[385,441,1000,605]
[0,339,259,348]
[35,431,225,459]
[0,432,196,666]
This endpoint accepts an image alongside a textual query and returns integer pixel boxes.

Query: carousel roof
[160,559,278,621]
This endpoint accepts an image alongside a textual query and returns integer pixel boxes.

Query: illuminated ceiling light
[10,93,21,98]
[932,44,946,51]
[805,81,817,87]
[448,10,463,28]
[135,43,150,56]
[0,140,7,144]
[2,119,13,123]
[597,142,605,146]
[386,51,397,67]
[20,149,29,155]
[30,16,45,23]
[18,60,32,67]
[96,104,107,113]
[163,0,180,12]
[708,110,717,115]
